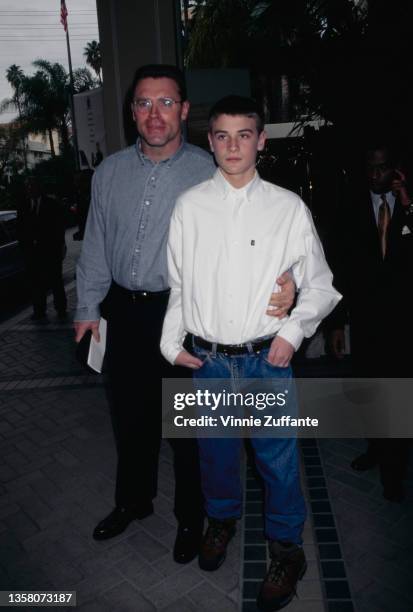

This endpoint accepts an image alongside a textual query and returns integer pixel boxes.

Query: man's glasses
[132,97,182,113]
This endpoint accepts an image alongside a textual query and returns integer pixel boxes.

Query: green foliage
[0,123,24,179]
[183,0,413,142]
[186,0,255,67]
[73,67,99,93]
[186,0,366,68]
[31,153,76,198]
[2,58,99,158]
[0,153,77,212]
[83,40,102,84]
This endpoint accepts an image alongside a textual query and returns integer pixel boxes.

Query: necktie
[377,194,390,258]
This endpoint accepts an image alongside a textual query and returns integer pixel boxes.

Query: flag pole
[61,1,80,170]
[65,26,80,170]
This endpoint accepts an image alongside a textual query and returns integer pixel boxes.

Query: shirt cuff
[161,343,182,366]
[277,320,305,351]
[74,306,100,322]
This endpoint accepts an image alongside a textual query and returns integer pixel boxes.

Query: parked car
[0,210,25,282]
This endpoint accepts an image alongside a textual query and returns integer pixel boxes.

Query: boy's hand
[266,272,296,318]
[267,336,294,367]
[174,350,204,369]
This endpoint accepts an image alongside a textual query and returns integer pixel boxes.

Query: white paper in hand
[87,317,107,373]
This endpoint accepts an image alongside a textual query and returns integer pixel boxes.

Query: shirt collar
[135,137,186,167]
[370,190,396,217]
[213,169,260,201]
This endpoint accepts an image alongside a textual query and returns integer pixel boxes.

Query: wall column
[96,0,179,153]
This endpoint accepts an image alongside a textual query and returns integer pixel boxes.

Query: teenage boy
[161,96,341,611]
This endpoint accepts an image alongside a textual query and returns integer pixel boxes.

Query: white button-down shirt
[161,170,341,364]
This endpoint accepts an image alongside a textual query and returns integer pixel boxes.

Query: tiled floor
[319,438,413,612]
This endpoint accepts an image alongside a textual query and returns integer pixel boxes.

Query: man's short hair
[365,142,398,167]
[208,95,265,133]
[131,64,187,101]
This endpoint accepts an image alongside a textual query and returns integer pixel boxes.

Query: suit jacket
[325,186,413,374]
[17,194,65,259]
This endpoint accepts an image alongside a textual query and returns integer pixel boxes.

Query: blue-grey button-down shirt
[75,139,215,321]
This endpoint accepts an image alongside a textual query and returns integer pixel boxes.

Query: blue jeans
[192,342,306,544]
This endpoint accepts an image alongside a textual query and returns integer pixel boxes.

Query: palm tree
[17,72,58,156]
[2,61,70,156]
[2,64,28,169]
[2,59,100,162]
[30,60,71,154]
[73,67,99,93]
[84,40,102,84]
[5,65,25,117]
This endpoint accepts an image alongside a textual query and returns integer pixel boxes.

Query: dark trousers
[365,438,410,486]
[25,247,67,316]
[105,282,203,526]
[351,338,411,487]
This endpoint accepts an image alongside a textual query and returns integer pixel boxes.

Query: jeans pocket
[260,349,291,373]
[192,347,212,368]
[263,358,289,369]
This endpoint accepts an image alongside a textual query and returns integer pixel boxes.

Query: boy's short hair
[131,64,187,101]
[208,95,265,133]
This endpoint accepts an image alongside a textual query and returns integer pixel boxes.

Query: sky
[0,0,99,122]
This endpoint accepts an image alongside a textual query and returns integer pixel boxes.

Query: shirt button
[144,200,150,206]
[135,248,140,253]
[132,272,137,276]
[140,224,145,229]
[151,176,155,181]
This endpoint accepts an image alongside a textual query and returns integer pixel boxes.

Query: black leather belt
[191,334,275,356]
[111,281,170,301]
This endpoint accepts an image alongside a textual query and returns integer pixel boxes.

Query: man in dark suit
[327,143,413,501]
[17,177,67,321]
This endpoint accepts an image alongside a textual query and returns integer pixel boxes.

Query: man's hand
[266,272,296,318]
[174,349,204,369]
[74,320,100,343]
[392,169,411,207]
[266,336,294,368]
[327,329,345,359]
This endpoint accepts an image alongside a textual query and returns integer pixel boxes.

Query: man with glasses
[74,64,296,562]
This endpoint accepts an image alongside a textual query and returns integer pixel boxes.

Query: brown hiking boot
[198,517,236,571]
[257,541,307,611]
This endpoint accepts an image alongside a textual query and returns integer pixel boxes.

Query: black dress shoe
[93,504,153,540]
[383,481,405,503]
[173,522,204,564]
[351,453,378,471]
